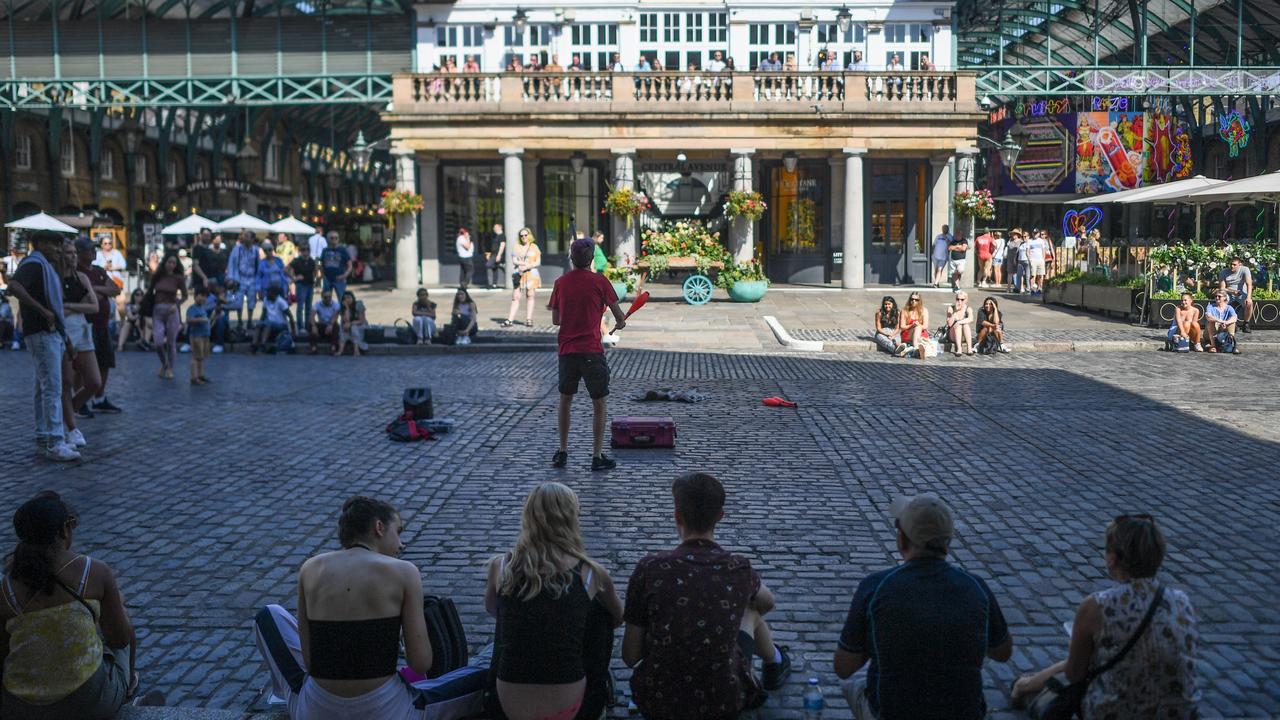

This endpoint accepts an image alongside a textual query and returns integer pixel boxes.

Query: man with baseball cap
[834,493,1013,719]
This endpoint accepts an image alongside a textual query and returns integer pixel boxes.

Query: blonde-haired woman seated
[485,482,623,720]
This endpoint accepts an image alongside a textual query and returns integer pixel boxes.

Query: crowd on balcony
[428,48,936,75]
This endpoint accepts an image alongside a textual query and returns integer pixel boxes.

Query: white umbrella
[216,212,273,233]
[269,216,316,235]
[1180,170,1280,249]
[5,212,77,233]
[160,213,217,236]
[1112,176,1226,205]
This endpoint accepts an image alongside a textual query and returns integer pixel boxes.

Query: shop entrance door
[865,162,926,284]
[764,161,830,284]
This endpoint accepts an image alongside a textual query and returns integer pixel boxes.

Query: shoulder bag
[1028,584,1165,720]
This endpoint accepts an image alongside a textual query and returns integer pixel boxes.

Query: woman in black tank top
[485,483,623,720]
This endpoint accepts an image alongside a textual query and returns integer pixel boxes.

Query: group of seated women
[874,292,1010,358]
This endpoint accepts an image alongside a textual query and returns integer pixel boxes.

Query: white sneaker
[67,428,87,448]
[179,343,191,353]
[44,442,81,462]
[212,345,224,354]
[458,336,471,345]
[10,341,18,350]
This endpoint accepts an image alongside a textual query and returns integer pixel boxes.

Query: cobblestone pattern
[0,350,1277,718]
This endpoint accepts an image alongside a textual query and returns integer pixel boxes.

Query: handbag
[1028,585,1165,720]
[394,318,417,344]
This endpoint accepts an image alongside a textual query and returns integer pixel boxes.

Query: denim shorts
[64,314,95,352]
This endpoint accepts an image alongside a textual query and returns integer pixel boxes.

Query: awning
[995,193,1086,204]
[5,212,77,233]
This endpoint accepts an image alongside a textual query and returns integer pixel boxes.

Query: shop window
[442,165,504,259]
[769,165,824,255]
[542,164,601,256]
[14,134,31,170]
[265,139,283,181]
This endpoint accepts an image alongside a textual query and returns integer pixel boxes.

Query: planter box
[727,280,769,303]
[1082,285,1141,317]
[1043,281,1083,307]
[1150,298,1280,329]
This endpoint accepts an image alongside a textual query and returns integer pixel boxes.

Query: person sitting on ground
[623,473,792,720]
[253,497,432,720]
[255,240,288,306]
[411,288,437,345]
[1,491,162,718]
[116,288,149,352]
[1010,514,1200,716]
[945,292,976,356]
[1167,292,1202,352]
[975,297,1008,354]
[310,288,341,355]
[873,296,900,354]
[835,493,1012,720]
[485,483,624,720]
[449,288,478,345]
[1218,256,1253,333]
[1204,290,1239,354]
[252,285,295,354]
[336,291,368,357]
[895,292,931,359]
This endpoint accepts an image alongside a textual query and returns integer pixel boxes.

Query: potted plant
[951,189,996,221]
[602,185,652,227]
[724,190,767,222]
[715,258,770,302]
[603,263,636,301]
[380,189,424,216]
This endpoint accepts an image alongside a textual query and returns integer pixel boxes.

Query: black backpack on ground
[423,595,469,679]
[403,388,433,420]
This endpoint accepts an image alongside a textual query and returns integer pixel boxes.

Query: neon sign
[1217,110,1251,158]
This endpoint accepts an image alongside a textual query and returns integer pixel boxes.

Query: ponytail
[10,491,76,597]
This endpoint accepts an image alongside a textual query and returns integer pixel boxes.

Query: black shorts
[92,326,115,370]
[558,353,609,399]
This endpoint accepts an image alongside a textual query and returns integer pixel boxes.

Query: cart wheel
[682,274,714,305]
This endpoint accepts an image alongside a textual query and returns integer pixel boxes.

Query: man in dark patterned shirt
[622,473,792,719]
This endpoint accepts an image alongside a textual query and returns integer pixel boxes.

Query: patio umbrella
[160,213,217,236]
[269,216,316,235]
[216,212,273,233]
[5,212,77,233]
[1112,176,1228,242]
[1179,170,1280,249]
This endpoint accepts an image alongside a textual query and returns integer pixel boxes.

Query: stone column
[522,155,538,241]
[955,148,979,289]
[730,149,755,263]
[393,149,420,290]
[842,148,867,289]
[929,155,952,286]
[501,148,525,289]
[611,149,637,263]
[418,157,441,285]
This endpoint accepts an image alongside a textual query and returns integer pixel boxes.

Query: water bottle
[802,676,823,719]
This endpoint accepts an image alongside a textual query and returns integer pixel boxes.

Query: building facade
[386,0,983,288]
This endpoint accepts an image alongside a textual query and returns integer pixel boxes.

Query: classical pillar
[418,157,440,285]
[501,148,525,289]
[955,148,979,289]
[930,155,952,286]
[729,149,755,263]
[842,148,867,289]
[393,150,419,290]
[611,149,637,263]
[522,155,538,241]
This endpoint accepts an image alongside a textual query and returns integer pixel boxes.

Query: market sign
[176,178,265,196]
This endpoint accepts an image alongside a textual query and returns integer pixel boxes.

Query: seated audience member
[485,483,623,720]
[835,493,1012,720]
[945,292,975,356]
[336,291,368,357]
[204,284,229,353]
[253,497,432,720]
[1167,292,1202,352]
[411,288,437,345]
[1,491,160,718]
[1204,290,1239,354]
[1011,515,1200,716]
[895,292,931,359]
[449,288,478,345]
[623,473,792,719]
[252,285,295,354]
[116,288,150,352]
[310,288,342,355]
[975,297,1008,354]
[1218,256,1253,333]
[873,296,900,354]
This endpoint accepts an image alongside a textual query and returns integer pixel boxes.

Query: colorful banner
[1000,114,1075,195]
[1076,111,1146,193]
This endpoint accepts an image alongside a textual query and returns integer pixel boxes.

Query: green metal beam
[0,74,394,109]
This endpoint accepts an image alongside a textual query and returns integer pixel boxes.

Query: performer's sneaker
[591,454,617,472]
[551,450,568,468]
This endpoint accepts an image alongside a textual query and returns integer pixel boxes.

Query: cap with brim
[890,493,955,546]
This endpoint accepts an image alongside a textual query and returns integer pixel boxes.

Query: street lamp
[235,108,258,160]
[976,132,1023,168]
[513,7,528,33]
[782,151,799,173]
[351,131,372,169]
[570,151,586,174]
[835,6,852,34]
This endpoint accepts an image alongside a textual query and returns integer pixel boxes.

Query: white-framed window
[749,23,797,70]
[265,139,283,181]
[437,24,483,67]
[14,134,31,170]
[137,154,148,184]
[884,22,933,68]
[639,13,657,43]
[60,129,75,176]
[815,23,866,67]
[570,24,619,70]
[663,13,680,43]
[709,12,727,43]
[101,148,115,180]
[685,13,702,42]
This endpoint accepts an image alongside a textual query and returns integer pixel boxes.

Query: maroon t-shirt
[547,269,617,356]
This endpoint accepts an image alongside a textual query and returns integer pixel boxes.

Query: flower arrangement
[640,221,729,275]
[1149,242,1280,292]
[602,185,652,227]
[714,258,770,289]
[952,189,996,220]
[603,263,638,293]
[380,189,424,215]
[724,190,767,222]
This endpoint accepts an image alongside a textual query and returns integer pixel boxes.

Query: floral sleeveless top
[1083,578,1200,719]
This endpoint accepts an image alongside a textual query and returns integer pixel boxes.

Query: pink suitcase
[610,416,677,449]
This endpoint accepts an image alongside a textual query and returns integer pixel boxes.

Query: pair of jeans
[323,277,347,301]
[411,316,436,342]
[294,284,314,329]
[486,258,503,287]
[1016,261,1030,292]
[458,260,474,288]
[152,303,180,369]
[210,313,229,345]
[27,331,64,447]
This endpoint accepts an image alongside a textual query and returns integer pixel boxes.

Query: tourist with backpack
[1204,290,1239,354]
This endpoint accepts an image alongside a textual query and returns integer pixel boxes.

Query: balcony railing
[392,70,975,115]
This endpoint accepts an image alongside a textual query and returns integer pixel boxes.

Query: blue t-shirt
[185,304,211,338]
[320,246,350,280]
[1205,303,1237,323]
[839,558,1009,720]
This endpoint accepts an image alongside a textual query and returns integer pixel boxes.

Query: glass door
[765,161,829,284]
[865,162,923,284]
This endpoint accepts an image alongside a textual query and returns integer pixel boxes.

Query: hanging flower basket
[602,185,652,227]
[724,190,767,222]
[952,189,996,221]
[380,189,425,216]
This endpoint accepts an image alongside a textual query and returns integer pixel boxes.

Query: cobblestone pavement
[1,348,1277,718]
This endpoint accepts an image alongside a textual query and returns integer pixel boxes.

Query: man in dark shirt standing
[835,493,1013,719]
[7,231,79,461]
[287,244,318,331]
[623,473,792,719]
[191,228,228,293]
[76,238,123,416]
[547,238,626,471]
[485,223,507,289]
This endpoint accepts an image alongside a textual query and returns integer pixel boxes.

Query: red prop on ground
[762,397,797,408]
[609,291,651,334]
